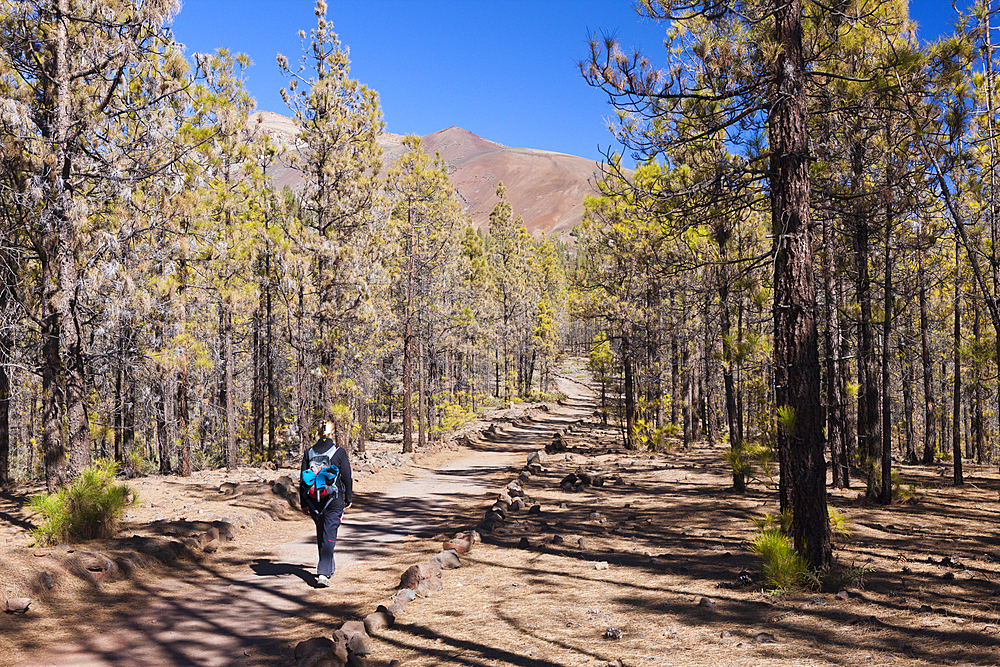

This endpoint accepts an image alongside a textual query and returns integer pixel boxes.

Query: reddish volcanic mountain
[255,111,602,237]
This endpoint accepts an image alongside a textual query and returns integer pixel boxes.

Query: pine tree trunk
[879,189,893,505]
[0,250,13,485]
[252,308,264,459]
[266,278,277,462]
[623,333,636,450]
[919,254,936,464]
[720,283,744,492]
[953,241,964,485]
[156,377,170,475]
[418,333,427,450]
[973,298,985,463]
[769,0,831,568]
[822,212,847,487]
[223,302,236,470]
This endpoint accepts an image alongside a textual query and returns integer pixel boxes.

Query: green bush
[29,459,137,545]
[750,529,810,592]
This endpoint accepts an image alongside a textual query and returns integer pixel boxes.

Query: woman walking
[299,421,353,587]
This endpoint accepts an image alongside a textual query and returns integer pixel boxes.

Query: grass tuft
[750,529,810,591]
[29,459,137,545]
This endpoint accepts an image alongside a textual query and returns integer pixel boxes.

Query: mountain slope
[255,111,601,237]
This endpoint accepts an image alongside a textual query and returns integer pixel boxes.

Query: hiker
[300,421,353,587]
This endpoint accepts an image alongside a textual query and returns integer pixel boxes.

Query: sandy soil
[4,370,1000,667]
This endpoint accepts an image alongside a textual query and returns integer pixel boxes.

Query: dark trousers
[311,504,344,577]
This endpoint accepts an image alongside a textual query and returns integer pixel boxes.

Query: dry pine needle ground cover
[359,424,1000,667]
[4,400,1000,667]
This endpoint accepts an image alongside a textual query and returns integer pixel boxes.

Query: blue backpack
[302,442,340,512]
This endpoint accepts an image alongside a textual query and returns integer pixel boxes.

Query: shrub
[750,529,810,592]
[29,459,137,545]
[829,506,851,537]
[891,470,920,504]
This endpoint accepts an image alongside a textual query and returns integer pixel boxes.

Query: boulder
[363,606,395,634]
[399,562,440,589]
[78,551,118,579]
[415,576,444,597]
[526,450,547,466]
[330,629,351,664]
[546,433,567,454]
[443,538,471,554]
[392,588,417,603]
[340,620,372,656]
[5,598,31,614]
[430,550,462,569]
[295,637,333,661]
[387,601,406,616]
[212,520,237,542]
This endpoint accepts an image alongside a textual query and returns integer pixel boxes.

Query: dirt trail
[13,383,595,667]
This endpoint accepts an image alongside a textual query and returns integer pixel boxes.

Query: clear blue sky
[170,1,961,163]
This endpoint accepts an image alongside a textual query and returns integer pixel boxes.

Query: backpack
[301,441,341,512]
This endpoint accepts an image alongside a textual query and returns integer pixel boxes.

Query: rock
[415,577,443,597]
[295,637,334,661]
[329,629,351,664]
[340,620,372,655]
[720,630,732,638]
[430,551,462,569]
[32,570,56,592]
[392,588,417,603]
[443,538,471,554]
[595,561,610,571]
[604,626,624,640]
[518,537,532,549]
[546,433,567,454]
[577,470,593,485]
[753,632,777,644]
[835,590,850,601]
[80,550,116,570]
[528,504,541,515]
[32,549,49,558]
[212,520,236,542]
[577,537,593,550]
[219,482,239,496]
[202,538,220,554]
[364,606,395,634]
[518,471,531,483]
[399,563,438,589]
[698,596,716,609]
[387,601,406,616]
[510,497,526,512]
[5,598,31,614]
[527,450,547,466]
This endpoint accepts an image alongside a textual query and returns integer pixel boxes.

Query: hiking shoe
[316,575,330,588]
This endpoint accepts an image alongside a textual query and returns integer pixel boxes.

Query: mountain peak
[252,111,601,237]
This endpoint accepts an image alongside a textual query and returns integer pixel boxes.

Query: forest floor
[3,367,1000,667]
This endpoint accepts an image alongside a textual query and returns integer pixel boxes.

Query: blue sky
[170,1,962,163]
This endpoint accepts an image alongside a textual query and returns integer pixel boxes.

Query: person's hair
[321,421,335,438]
